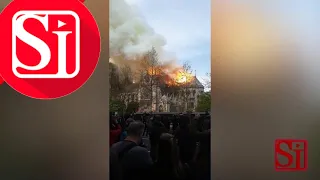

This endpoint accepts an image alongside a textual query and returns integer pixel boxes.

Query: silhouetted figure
[152,133,195,180]
[149,115,168,161]
[110,121,153,180]
[175,115,197,163]
[110,117,122,146]
[194,118,210,180]
[120,118,135,141]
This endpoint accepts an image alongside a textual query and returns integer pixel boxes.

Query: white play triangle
[58,20,66,28]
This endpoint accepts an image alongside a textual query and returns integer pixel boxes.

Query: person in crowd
[175,115,197,164]
[161,115,170,130]
[149,115,168,161]
[141,116,149,138]
[110,117,122,146]
[122,113,131,124]
[193,117,211,180]
[110,121,153,180]
[146,115,153,133]
[142,114,148,136]
[171,115,179,132]
[120,118,135,141]
[195,116,205,132]
[118,116,126,131]
[110,150,121,180]
[152,133,195,180]
[110,113,211,180]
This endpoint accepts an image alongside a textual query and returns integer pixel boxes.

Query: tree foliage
[204,72,211,89]
[138,47,162,110]
[109,62,121,98]
[109,62,135,99]
[180,61,193,111]
[110,98,126,113]
[196,92,211,112]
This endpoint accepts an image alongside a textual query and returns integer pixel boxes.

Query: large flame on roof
[110,56,195,87]
[147,66,194,86]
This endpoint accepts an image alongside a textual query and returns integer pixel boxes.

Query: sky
[124,0,211,89]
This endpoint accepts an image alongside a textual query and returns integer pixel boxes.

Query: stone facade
[120,76,205,112]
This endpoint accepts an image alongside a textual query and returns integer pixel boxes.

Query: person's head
[157,133,185,178]
[160,116,167,123]
[110,116,118,130]
[204,116,211,130]
[154,115,161,122]
[157,133,175,162]
[179,115,190,129]
[124,113,130,120]
[126,121,145,140]
[192,115,199,123]
[125,118,135,127]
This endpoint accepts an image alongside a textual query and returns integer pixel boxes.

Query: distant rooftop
[189,76,204,88]
[122,75,204,91]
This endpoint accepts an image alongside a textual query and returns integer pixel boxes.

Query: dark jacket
[149,120,167,145]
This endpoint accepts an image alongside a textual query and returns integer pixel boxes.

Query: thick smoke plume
[110,0,169,61]
[110,0,184,84]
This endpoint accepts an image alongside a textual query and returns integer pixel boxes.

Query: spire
[195,70,197,77]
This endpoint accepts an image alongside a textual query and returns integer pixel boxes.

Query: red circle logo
[0,0,100,99]
[0,76,4,85]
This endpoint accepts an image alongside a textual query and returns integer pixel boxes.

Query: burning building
[114,62,205,112]
[109,0,205,112]
[109,0,209,112]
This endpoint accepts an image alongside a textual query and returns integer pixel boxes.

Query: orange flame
[147,67,162,76]
[147,66,194,86]
[168,68,195,86]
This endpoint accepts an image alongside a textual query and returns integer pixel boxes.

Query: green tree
[176,61,193,111]
[139,47,161,111]
[204,72,211,89]
[110,98,126,113]
[109,62,134,99]
[196,92,211,112]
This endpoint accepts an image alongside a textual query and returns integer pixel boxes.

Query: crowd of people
[110,113,211,180]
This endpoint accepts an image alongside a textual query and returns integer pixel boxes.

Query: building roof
[189,76,204,88]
